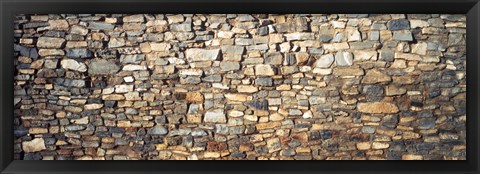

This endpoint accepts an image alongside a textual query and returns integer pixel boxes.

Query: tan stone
[22,138,46,153]
[254,64,275,76]
[102,94,126,101]
[256,122,281,130]
[357,102,399,114]
[385,85,407,96]
[186,92,204,103]
[362,69,391,84]
[356,142,371,150]
[224,93,248,102]
[372,142,390,149]
[84,103,103,110]
[237,85,258,93]
[402,154,423,160]
[29,127,48,134]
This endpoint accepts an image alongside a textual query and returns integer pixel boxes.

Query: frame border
[1,0,479,174]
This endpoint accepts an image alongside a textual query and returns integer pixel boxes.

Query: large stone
[22,138,46,153]
[108,38,125,48]
[66,49,93,58]
[87,59,120,75]
[88,22,115,30]
[221,45,245,61]
[266,138,282,153]
[48,19,69,30]
[123,14,145,23]
[255,77,273,86]
[357,102,399,114]
[220,61,240,71]
[170,23,192,32]
[37,37,65,48]
[120,54,145,64]
[388,19,410,30]
[255,64,275,76]
[335,51,353,66]
[61,59,87,72]
[265,52,283,65]
[185,49,220,62]
[314,54,334,68]
[393,30,413,41]
[204,109,227,123]
[362,69,392,84]
[237,85,258,93]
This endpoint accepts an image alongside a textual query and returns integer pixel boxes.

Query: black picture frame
[1,0,479,173]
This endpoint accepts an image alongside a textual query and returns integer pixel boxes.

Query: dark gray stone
[66,49,93,58]
[388,19,410,30]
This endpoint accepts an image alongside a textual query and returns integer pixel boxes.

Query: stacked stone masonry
[13,14,466,160]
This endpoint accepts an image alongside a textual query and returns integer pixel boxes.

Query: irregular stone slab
[66,49,93,58]
[221,45,245,61]
[87,59,120,75]
[357,102,399,114]
[185,49,220,62]
[61,59,87,72]
[120,54,145,64]
[22,138,46,153]
[220,61,240,71]
[37,37,65,48]
[88,22,115,30]
[333,67,364,76]
[254,64,275,76]
[14,45,38,59]
[123,14,145,23]
[393,30,413,41]
[284,32,314,41]
[388,19,410,30]
[204,109,227,123]
[362,69,392,84]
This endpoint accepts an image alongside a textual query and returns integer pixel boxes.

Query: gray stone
[66,49,93,58]
[204,109,227,123]
[335,51,353,66]
[255,77,273,86]
[88,59,120,75]
[14,45,38,59]
[221,45,245,61]
[148,125,168,135]
[37,37,65,48]
[202,75,222,82]
[61,59,87,72]
[380,49,395,62]
[220,61,240,71]
[265,52,283,65]
[88,22,115,30]
[120,54,145,64]
[392,30,413,41]
[170,23,192,32]
[65,125,86,131]
[191,130,208,136]
[314,54,334,68]
[362,85,384,101]
[361,126,376,133]
[388,19,410,30]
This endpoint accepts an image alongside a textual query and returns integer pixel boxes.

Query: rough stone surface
[14,14,466,161]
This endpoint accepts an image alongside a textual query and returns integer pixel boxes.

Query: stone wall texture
[13,14,466,160]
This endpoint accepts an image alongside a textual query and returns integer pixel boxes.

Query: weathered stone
[220,61,240,71]
[392,30,413,41]
[148,125,168,135]
[204,109,227,123]
[388,19,410,30]
[314,54,334,68]
[221,45,244,61]
[61,59,87,72]
[22,138,46,153]
[37,37,65,48]
[66,49,93,58]
[335,51,353,66]
[357,102,399,114]
[255,64,275,76]
[185,49,220,62]
[362,69,392,84]
[88,59,120,75]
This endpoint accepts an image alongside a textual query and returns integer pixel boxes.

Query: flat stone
[123,14,145,23]
[186,92,204,103]
[220,61,240,71]
[221,45,244,61]
[204,109,227,123]
[357,102,399,114]
[237,85,258,93]
[255,64,275,76]
[88,59,120,75]
[266,138,282,153]
[185,49,220,62]
[170,23,192,32]
[88,22,115,30]
[335,51,353,66]
[108,38,125,48]
[393,30,413,41]
[22,138,46,153]
[70,25,89,36]
[122,65,147,71]
[388,19,410,30]
[37,37,65,48]
[120,54,145,64]
[265,52,283,65]
[314,54,334,68]
[255,77,273,86]
[66,49,93,58]
[333,67,364,76]
[284,32,315,41]
[362,69,392,84]
[61,59,87,72]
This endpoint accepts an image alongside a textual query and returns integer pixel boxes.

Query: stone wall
[13,14,466,160]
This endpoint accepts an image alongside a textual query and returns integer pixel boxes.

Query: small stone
[84,103,103,110]
[61,59,87,72]
[108,38,125,48]
[314,54,334,68]
[170,23,192,32]
[220,61,240,71]
[123,14,145,23]
[357,102,399,114]
[356,142,371,150]
[120,54,145,64]
[372,142,390,149]
[22,138,46,153]
[284,32,314,41]
[48,19,69,30]
[70,25,89,36]
[385,85,407,96]
[265,52,283,65]
[402,154,423,160]
[148,125,168,135]
[185,49,220,62]
[255,64,275,76]
[335,51,353,66]
[204,109,227,123]
[362,69,392,84]
[186,92,204,103]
